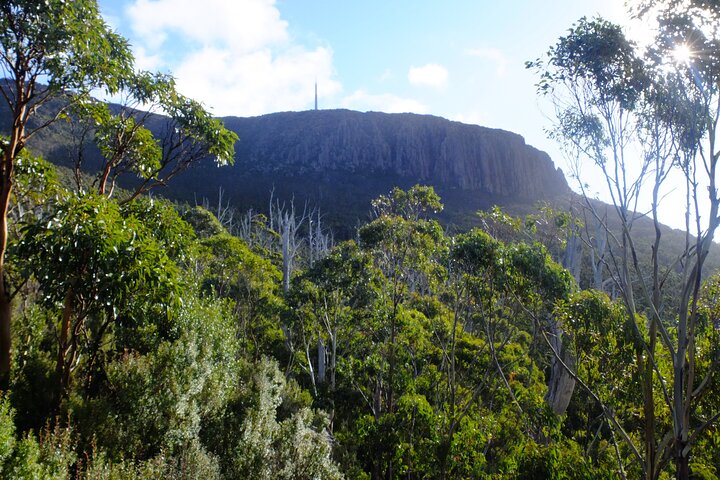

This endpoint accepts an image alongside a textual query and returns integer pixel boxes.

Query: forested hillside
[0,174,688,479]
[1,1,720,479]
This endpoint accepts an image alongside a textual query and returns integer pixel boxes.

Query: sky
[96,0,688,227]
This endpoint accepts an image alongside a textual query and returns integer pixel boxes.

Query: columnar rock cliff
[220,109,568,201]
[3,102,572,230]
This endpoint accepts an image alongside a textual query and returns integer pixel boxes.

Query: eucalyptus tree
[15,194,182,397]
[198,231,282,359]
[530,4,720,477]
[0,0,237,389]
[0,0,129,388]
[75,73,237,201]
[286,241,380,394]
[360,186,446,415]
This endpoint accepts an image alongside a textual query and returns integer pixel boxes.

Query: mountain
[2,100,570,232]
[4,99,718,279]
[169,109,571,232]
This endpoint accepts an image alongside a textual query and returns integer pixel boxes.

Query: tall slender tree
[0,0,132,389]
[530,5,720,478]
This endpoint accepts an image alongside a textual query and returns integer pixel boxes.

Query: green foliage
[71,70,238,198]
[506,241,574,304]
[371,184,444,220]
[0,397,76,479]
[197,231,283,357]
[0,0,134,96]
[4,167,720,480]
[120,197,197,263]
[15,193,181,353]
[533,17,648,109]
[204,358,342,480]
[94,112,162,180]
[8,304,57,432]
[78,441,221,480]
[72,295,237,459]
[182,206,228,239]
[10,149,60,219]
[159,86,238,168]
[0,396,15,468]
[451,227,500,275]
[513,439,615,480]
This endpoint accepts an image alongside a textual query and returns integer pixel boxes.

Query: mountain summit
[2,102,571,229]
[171,109,570,228]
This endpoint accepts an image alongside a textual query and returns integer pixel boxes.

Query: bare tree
[270,196,308,294]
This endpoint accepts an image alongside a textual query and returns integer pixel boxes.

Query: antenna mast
[314,81,318,110]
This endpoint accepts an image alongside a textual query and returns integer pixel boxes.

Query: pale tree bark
[544,317,576,415]
[544,229,582,414]
[270,198,306,294]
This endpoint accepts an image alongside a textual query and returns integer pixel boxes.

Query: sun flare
[671,44,693,64]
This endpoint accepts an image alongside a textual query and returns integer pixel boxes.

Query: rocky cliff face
[4,102,571,232]
[221,109,569,201]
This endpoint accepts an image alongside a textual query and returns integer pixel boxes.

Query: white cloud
[127,0,287,52]
[407,64,448,88]
[378,68,394,82]
[174,46,341,116]
[465,47,509,77]
[132,46,163,71]
[341,90,428,114]
[122,0,340,116]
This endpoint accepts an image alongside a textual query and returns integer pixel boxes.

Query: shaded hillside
[0,99,572,231]
[168,109,571,231]
[2,97,718,280]
[226,110,567,196]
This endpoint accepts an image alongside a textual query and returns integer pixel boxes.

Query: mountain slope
[3,100,717,275]
[167,109,570,230]
[224,110,567,197]
[1,99,571,230]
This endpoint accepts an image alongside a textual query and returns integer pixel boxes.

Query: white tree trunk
[544,318,576,415]
[317,335,327,384]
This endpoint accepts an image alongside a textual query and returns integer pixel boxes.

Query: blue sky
[97,1,628,148]
[98,0,684,225]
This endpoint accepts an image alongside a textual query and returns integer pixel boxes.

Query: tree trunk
[562,232,582,284]
[330,326,337,390]
[304,338,317,396]
[0,142,16,391]
[0,83,28,391]
[282,230,291,293]
[676,447,690,480]
[0,270,10,391]
[544,319,576,415]
[317,335,326,384]
[56,289,74,397]
[591,219,608,291]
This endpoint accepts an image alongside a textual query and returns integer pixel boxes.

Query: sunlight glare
[671,44,693,64]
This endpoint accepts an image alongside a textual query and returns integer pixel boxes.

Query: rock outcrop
[4,102,571,232]
[221,109,568,201]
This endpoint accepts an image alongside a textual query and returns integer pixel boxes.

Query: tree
[0,0,129,388]
[15,194,182,398]
[285,240,380,397]
[269,197,308,294]
[358,185,446,479]
[360,188,446,409]
[530,7,720,478]
[74,73,237,201]
[0,0,237,389]
[197,231,283,358]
